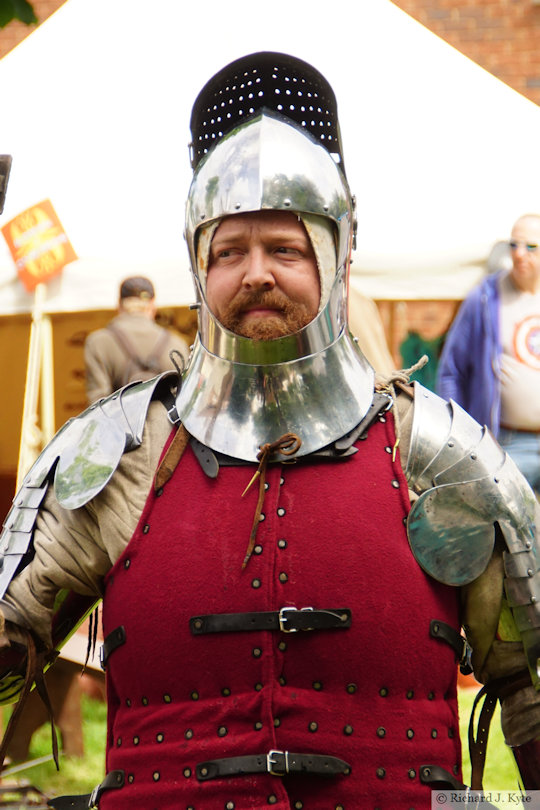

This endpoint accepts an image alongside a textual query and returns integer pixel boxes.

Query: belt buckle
[267,749,289,775]
[278,606,313,632]
[88,785,99,808]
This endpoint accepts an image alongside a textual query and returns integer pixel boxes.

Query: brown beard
[219,290,314,339]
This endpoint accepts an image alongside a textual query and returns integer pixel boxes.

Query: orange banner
[1,199,77,292]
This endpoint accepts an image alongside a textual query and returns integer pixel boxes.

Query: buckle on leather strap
[279,606,313,632]
[267,749,290,775]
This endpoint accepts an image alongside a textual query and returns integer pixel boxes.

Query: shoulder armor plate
[406,383,540,688]
[0,372,178,600]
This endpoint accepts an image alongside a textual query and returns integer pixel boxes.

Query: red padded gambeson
[101,413,462,809]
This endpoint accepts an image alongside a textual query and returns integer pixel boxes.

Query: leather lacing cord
[0,630,59,773]
[241,433,302,569]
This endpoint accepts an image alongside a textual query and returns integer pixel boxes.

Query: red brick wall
[0,0,67,59]
[392,0,540,105]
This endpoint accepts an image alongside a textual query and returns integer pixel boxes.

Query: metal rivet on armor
[222,687,231,697]
[376,727,386,738]
[124,559,131,569]
[532,596,538,604]
[226,802,235,810]
[346,683,357,694]
[391,479,400,489]
[191,691,199,700]
[406,690,414,699]
[408,769,416,779]
[385,446,392,454]
[283,198,292,207]
[183,768,191,778]
[117,737,122,746]
[255,721,263,730]
[379,415,386,423]
[278,641,287,652]
[156,733,164,743]
[294,802,304,809]
[277,507,286,517]
[143,524,150,534]
[163,694,171,703]
[406,729,414,739]
[431,728,438,738]
[448,727,455,738]
[128,774,134,783]
[280,477,285,485]
[268,795,278,805]
[218,726,228,737]
[279,676,286,686]
[254,682,263,691]
[185,729,194,739]
[264,482,269,491]
[253,647,262,658]
[376,767,386,779]
[527,568,534,577]
[141,696,149,705]
[125,698,131,707]
[193,619,203,630]
[343,725,353,736]
[133,735,140,745]
[453,764,459,776]
[308,721,318,732]
[153,771,160,781]
[526,540,532,549]
[278,539,287,549]
[335,805,344,810]
[279,572,288,583]
[259,513,265,523]
[313,681,323,690]
[379,687,388,697]
[447,440,454,448]
[156,487,164,497]
[254,545,263,555]
[274,718,281,728]
[494,476,499,484]
[252,579,261,589]
[428,691,435,700]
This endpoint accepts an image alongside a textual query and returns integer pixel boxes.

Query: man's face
[509,216,540,293]
[206,210,321,339]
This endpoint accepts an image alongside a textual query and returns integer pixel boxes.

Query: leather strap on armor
[419,765,499,808]
[196,750,351,781]
[100,625,126,670]
[190,607,352,635]
[468,670,532,790]
[429,619,473,675]
[47,769,125,809]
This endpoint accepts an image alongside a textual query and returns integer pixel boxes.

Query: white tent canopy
[1,0,539,312]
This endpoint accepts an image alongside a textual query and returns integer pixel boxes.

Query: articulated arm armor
[406,383,540,691]
[0,372,178,702]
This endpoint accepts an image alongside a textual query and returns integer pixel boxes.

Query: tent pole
[16,283,46,489]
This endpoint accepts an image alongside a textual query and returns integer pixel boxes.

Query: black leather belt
[196,750,351,781]
[190,607,352,635]
[48,769,125,809]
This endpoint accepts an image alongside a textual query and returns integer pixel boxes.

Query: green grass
[1,687,525,806]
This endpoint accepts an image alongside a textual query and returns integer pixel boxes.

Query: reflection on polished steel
[179,109,374,460]
[175,301,374,461]
[185,111,353,276]
[406,382,540,685]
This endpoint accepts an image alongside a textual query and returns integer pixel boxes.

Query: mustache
[225,290,293,318]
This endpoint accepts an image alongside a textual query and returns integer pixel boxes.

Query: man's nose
[242,249,275,289]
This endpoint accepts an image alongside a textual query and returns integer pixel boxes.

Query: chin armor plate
[0,372,178,601]
[406,382,540,688]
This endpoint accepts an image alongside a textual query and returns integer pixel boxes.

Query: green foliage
[0,0,37,28]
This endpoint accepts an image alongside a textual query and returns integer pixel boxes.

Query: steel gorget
[174,273,375,462]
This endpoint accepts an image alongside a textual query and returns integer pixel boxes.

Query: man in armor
[0,52,539,809]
